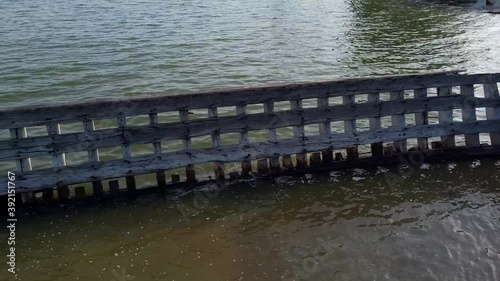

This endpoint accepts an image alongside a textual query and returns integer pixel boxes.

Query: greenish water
[1,0,500,280]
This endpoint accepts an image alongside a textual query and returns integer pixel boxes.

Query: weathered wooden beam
[74,186,86,198]
[264,101,280,172]
[9,127,34,204]
[180,110,196,182]
[3,96,500,161]
[318,97,334,164]
[149,113,167,188]
[109,180,120,194]
[291,99,307,169]
[460,85,480,147]
[3,119,500,194]
[390,91,407,153]
[281,155,294,170]
[437,87,455,148]
[343,95,359,160]
[309,152,322,167]
[257,159,270,174]
[236,105,254,175]
[118,117,136,191]
[2,71,489,130]
[368,93,383,156]
[83,120,104,195]
[414,88,429,150]
[209,107,225,180]
[484,83,500,145]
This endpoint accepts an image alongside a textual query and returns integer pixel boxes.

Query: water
[1,0,500,280]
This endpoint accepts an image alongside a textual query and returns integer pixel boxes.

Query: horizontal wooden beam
[1,119,499,194]
[0,72,497,129]
[2,95,499,161]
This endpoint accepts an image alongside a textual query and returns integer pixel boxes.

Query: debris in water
[470,160,481,168]
[447,163,457,170]
[376,166,389,174]
[352,177,365,181]
[419,163,431,170]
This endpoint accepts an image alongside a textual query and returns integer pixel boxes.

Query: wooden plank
[3,96,500,161]
[309,152,322,167]
[9,128,34,204]
[368,93,383,156]
[484,83,500,145]
[109,180,120,194]
[179,110,196,182]
[390,91,407,152]
[236,105,254,175]
[460,85,480,147]
[437,87,455,147]
[318,97,334,164]
[343,95,359,160]
[7,119,500,193]
[291,99,307,168]
[414,89,429,149]
[281,155,294,170]
[83,120,104,195]
[46,124,67,167]
[2,71,489,130]
[257,159,270,174]
[118,117,136,191]
[264,101,280,171]
[149,113,166,187]
[208,107,225,179]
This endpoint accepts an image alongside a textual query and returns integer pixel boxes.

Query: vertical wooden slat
[83,120,103,195]
[414,88,429,150]
[9,127,34,204]
[264,101,280,172]
[179,110,196,182]
[149,113,167,187]
[236,105,254,175]
[484,83,500,145]
[117,117,136,191]
[343,95,359,160]
[46,124,69,200]
[368,93,383,156]
[460,85,480,147]
[208,107,225,179]
[290,99,307,168]
[109,180,120,194]
[437,87,455,147]
[390,91,407,152]
[317,97,333,164]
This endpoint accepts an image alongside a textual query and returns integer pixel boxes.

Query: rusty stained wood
[437,87,455,148]
[484,83,500,145]
[4,119,500,193]
[3,95,500,162]
[1,70,490,130]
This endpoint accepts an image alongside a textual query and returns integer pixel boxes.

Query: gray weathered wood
[46,124,66,167]
[484,83,500,145]
[149,113,166,187]
[208,107,225,179]
[437,87,455,147]
[9,128,34,203]
[264,101,281,172]
[460,85,480,147]
[180,110,196,182]
[2,96,500,161]
[236,105,253,174]
[390,91,407,152]
[291,99,307,168]
[83,120,103,195]
[6,119,500,193]
[118,117,136,191]
[414,88,429,149]
[368,93,383,156]
[344,95,359,160]
[318,97,334,164]
[1,71,487,130]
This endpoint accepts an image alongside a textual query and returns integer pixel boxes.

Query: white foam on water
[352,177,365,181]
[447,163,457,170]
[470,160,481,168]
[420,163,431,170]
[353,168,368,176]
[376,166,389,174]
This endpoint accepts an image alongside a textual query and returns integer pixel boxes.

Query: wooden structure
[1,71,500,203]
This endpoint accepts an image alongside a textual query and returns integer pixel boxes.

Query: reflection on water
[3,158,500,281]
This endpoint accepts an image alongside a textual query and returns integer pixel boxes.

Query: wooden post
[484,83,500,145]
[117,117,136,191]
[291,99,307,168]
[109,180,120,194]
[257,159,270,174]
[179,110,196,182]
[281,155,294,170]
[309,152,322,167]
[414,89,429,150]
[368,93,383,156]
[83,120,104,196]
[335,152,344,161]
[264,101,281,172]
[42,188,54,200]
[390,91,407,152]
[75,186,86,198]
[343,95,359,160]
[149,113,167,188]
[460,85,480,147]
[236,105,254,175]
[317,97,334,164]
[57,186,69,201]
[437,87,455,148]
[208,107,225,179]
[9,128,34,204]
[171,174,180,184]
[46,124,70,201]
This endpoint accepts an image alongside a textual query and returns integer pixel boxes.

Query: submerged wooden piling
[1,71,500,202]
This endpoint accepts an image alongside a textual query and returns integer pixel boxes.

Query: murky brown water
[2,158,499,281]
